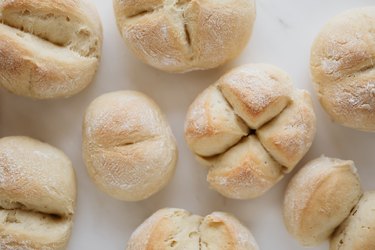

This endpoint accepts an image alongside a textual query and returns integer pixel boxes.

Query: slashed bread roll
[0,0,102,99]
[113,0,256,73]
[310,7,375,131]
[185,64,316,199]
[283,156,363,246]
[126,208,259,250]
[0,136,76,250]
[82,91,178,201]
[330,192,375,250]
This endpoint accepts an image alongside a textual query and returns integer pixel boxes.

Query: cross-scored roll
[113,0,256,73]
[185,64,316,199]
[0,136,76,250]
[126,208,259,250]
[82,91,178,201]
[0,0,102,99]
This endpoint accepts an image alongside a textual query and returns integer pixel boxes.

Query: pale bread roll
[310,7,375,131]
[0,136,76,250]
[283,156,362,246]
[330,192,375,250]
[82,91,178,201]
[185,64,316,199]
[0,0,102,99]
[126,208,259,250]
[113,0,256,73]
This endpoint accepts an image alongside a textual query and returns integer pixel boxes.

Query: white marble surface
[1,0,375,249]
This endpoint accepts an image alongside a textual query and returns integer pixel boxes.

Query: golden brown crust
[0,136,76,250]
[113,0,256,72]
[82,91,178,201]
[0,0,102,99]
[283,156,362,246]
[184,64,316,199]
[126,208,259,250]
[310,7,375,131]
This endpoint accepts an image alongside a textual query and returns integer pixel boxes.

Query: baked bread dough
[126,208,259,250]
[283,156,362,246]
[310,7,375,131]
[185,64,316,199]
[0,136,76,250]
[82,91,178,201]
[113,0,256,73]
[0,0,102,99]
[330,192,375,250]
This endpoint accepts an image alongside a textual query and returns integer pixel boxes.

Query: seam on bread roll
[185,64,317,199]
[126,208,260,250]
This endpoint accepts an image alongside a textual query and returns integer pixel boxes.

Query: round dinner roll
[185,64,316,199]
[113,0,256,73]
[283,156,363,247]
[0,0,102,99]
[330,192,375,250]
[0,136,76,250]
[126,208,259,250]
[310,7,375,131]
[82,91,178,201]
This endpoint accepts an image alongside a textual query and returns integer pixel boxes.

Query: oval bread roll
[113,0,256,73]
[82,91,178,201]
[283,156,363,246]
[310,7,375,131]
[126,208,259,250]
[0,136,76,250]
[330,192,375,250]
[0,0,102,99]
[185,64,316,199]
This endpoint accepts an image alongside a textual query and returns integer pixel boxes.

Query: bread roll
[113,0,256,73]
[0,0,102,99]
[185,64,316,199]
[82,91,178,201]
[126,208,259,250]
[0,136,76,250]
[310,7,375,131]
[330,192,375,250]
[283,156,362,246]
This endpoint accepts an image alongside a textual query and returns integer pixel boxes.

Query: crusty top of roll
[113,0,256,73]
[185,64,317,199]
[0,136,76,250]
[310,7,375,131]
[126,208,259,250]
[283,156,362,247]
[330,192,375,250]
[0,0,102,99]
[83,91,178,201]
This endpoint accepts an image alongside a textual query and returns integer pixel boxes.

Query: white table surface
[1,0,375,249]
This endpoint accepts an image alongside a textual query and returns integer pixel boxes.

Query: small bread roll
[310,7,375,131]
[0,136,76,250]
[283,156,363,246]
[113,0,256,73]
[330,192,375,250]
[185,64,316,199]
[126,208,259,250]
[0,0,102,99]
[82,91,178,201]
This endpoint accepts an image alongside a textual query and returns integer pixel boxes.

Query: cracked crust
[113,0,256,73]
[310,7,375,131]
[0,136,76,250]
[184,64,316,199]
[126,208,259,250]
[0,0,103,99]
[82,91,178,201]
[283,156,363,247]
